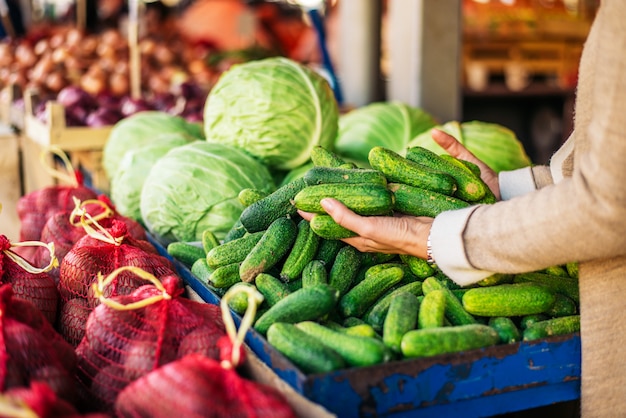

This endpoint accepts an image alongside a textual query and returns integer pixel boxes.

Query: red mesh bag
[0,235,60,324]
[1,382,111,418]
[34,196,147,283]
[114,284,296,418]
[57,217,176,347]
[17,148,97,243]
[0,284,78,404]
[75,267,226,413]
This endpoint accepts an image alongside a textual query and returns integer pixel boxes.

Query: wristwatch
[426,232,435,265]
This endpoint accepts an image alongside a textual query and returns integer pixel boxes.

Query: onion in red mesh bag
[0,381,110,418]
[115,284,296,418]
[17,147,97,243]
[57,213,176,347]
[75,267,226,412]
[34,196,147,283]
[0,235,60,324]
[0,284,77,404]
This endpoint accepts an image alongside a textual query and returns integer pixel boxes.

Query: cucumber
[253,284,339,335]
[422,277,477,326]
[315,239,345,266]
[280,219,321,281]
[227,282,255,315]
[285,278,303,293]
[476,273,514,287]
[255,273,291,307]
[238,188,269,207]
[368,146,457,195]
[206,231,265,269]
[405,146,487,202]
[201,229,220,254]
[310,145,346,167]
[522,315,580,341]
[363,262,417,286]
[389,183,470,218]
[400,254,436,279]
[383,292,420,352]
[240,217,298,283]
[339,265,404,318]
[301,260,328,288]
[565,262,579,279]
[543,265,570,277]
[296,320,389,367]
[544,293,577,318]
[209,262,242,288]
[418,289,446,329]
[439,155,497,204]
[513,271,579,303]
[446,156,480,178]
[363,281,424,332]
[328,245,362,297]
[343,323,379,339]
[266,322,346,374]
[343,316,367,327]
[309,214,358,240]
[360,252,399,268]
[303,166,387,187]
[462,282,556,317]
[166,242,205,267]
[293,183,395,216]
[223,219,247,243]
[488,317,521,344]
[401,324,500,358]
[519,314,549,330]
[239,178,307,233]
[191,258,213,284]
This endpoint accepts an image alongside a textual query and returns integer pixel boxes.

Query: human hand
[431,128,500,200]
[298,199,433,259]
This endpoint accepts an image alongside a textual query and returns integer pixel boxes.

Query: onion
[109,72,130,97]
[45,71,65,92]
[80,70,107,96]
[120,97,154,117]
[57,85,96,109]
[86,108,123,127]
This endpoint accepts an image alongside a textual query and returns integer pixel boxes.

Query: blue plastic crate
[148,234,581,418]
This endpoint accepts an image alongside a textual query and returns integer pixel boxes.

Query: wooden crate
[0,84,25,131]
[0,125,22,241]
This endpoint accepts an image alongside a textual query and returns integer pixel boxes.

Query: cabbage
[103,111,204,179]
[335,101,437,166]
[110,134,192,222]
[203,57,339,171]
[407,121,532,173]
[140,142,275,243]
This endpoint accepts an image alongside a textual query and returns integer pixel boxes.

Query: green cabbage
[110,134,191,222]
[407,121,532,173]
[103,111,203,179]
[140,142,275,243]
[335,101,437,166]
[203,57,339,171]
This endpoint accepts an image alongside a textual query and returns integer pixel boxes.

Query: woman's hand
[431,128,501,200]
[298,199,434,259]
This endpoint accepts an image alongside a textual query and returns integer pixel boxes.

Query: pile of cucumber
[167,145,581,374]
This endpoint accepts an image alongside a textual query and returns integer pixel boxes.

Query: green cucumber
[519,314,549,330]
[315,239,345,266]
[383,292,420,352]
[422,277,477,325]
[405,146,487,202]
[513,271,579,303]
[339,265,404,318]
[389,183,470,218]
[254,284,339,335]
[343,323,379,339]
[223,219,247,243]
[166,242,206,267]
[201,230,220,254]
[522,315,580,341]
[293,183,394,216]
[303,166,387,187]
[280,219,321,281]
[328,245,362,297]
[418,289,446,329]
[310,146,346,167]
[401,324,500,358]
[476,273,514,287]
[301,260,328,288]
[488,317,521,344]
[255,273,291,307]
[544,293,577,318]
[239,178,307,233]
[238,188,269,207]
[191,258,214,284]
[296,320,389,367]
[266,322,346,374]
[543,265,570,277]
[360,252,399,268]
[227,282,255,315]
[462,282,556,317]
[206,231,265,269]
[309,214,358,240]
[439,155,497,204]
[400,254,436,279]
[209,262,242,288]
[368,146,457,195]
[285,278,303,293]
[565,262,579,279]
[363,281,424,332]
[240,217,298,283]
